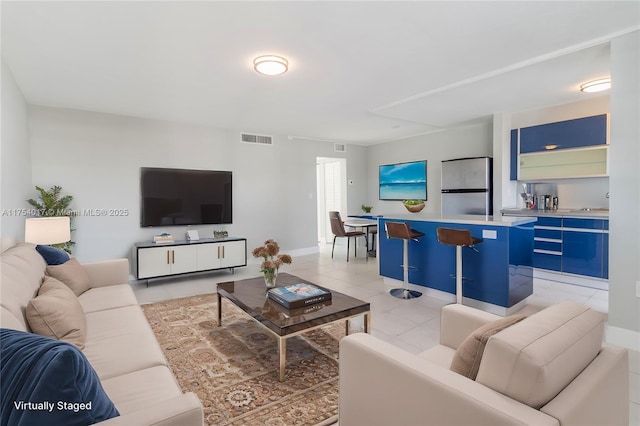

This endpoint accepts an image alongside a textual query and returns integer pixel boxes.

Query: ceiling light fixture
[580,78,611,93]
[253,55,288,76]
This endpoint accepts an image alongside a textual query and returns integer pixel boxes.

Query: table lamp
[24,217,71,244]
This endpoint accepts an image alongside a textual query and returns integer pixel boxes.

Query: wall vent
[334,143,347,152]
[241,133,273,145]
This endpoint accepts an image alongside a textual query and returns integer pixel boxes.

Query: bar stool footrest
[390,288,422,299]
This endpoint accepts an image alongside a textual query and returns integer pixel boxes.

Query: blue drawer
[535,217,562,227]
[534,251,562,271]
[534,240,562,252]
[534,228,562,240]
[563,218,604,230]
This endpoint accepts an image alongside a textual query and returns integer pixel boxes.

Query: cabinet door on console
[138,246,173,279]
[169,245,198,275]
[196,243,224,271]
[219,240,247,268]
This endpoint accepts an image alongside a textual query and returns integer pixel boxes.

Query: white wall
[366,122,493,216]
[0,58,32,251]
[608,31,640,343]
[28,106,367,266]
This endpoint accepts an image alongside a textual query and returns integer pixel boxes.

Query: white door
[137,246,172,279]
[220,240,247,268]
[169,245,198,275]
[316,157,347,244]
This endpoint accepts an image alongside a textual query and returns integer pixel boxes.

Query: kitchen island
[378,214,536,315]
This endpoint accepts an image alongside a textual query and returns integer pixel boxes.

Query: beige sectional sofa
[340,302,629,426]
[0,243,203,426]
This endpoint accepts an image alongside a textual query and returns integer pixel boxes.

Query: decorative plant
[26,185,76,253]
[402,199,424,206]
[252,239,292,288]
[361,204,372,213]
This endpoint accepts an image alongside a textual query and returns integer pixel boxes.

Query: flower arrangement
[252,239,292,288]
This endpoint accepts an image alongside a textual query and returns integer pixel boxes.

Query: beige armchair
[339,302,629,426]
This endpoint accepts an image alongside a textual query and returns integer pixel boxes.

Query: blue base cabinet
[521,215,609,280]
[562,218,607,279]
[379,218,534,308]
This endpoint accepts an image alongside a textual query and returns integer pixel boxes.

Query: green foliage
[361,204,372,213]
[26,185,76,253]
[402,199,424,205]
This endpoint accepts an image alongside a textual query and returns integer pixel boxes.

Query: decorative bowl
[403,202,425,213]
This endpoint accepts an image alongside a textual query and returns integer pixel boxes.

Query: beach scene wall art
[379,160,427,200]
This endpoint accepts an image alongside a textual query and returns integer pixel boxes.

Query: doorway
[316,157,347,244]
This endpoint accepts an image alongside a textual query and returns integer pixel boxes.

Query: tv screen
[379,160,427,201]
[140,167,232,227]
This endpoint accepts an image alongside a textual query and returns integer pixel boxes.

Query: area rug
[142,293,349,426]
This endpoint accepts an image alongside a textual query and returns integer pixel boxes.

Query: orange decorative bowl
[404,202,425,213]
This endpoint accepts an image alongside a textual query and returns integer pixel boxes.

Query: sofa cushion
[101,366,182,415]
[26,277,87,349]
[450,314,526,380]
[476,301,605,409]
[35,244,70,265]
[0,328,119,426]
[46,257,92,296]
[0,243,47,331]
[78,284,139,314]
[83,305,168,380]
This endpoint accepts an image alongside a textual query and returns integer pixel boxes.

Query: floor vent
[241,133,273,145]
[334,143,347,152]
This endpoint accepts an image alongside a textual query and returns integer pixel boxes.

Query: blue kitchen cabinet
[520,114,607,153]
[602,220,609,279]
[533,217,562,272]
[562,218,606,279]
[510,129,518,181]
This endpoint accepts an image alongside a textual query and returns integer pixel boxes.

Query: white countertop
[501,208,609,218]
[376,213,536,227]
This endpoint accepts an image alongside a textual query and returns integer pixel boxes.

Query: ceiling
[1,1,638,146]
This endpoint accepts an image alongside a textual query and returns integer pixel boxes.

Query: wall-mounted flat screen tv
[379,160,427,201]
[140,167,232,227]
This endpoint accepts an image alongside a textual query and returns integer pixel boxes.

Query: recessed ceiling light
[254,55,288,76]
[580,78,611,93]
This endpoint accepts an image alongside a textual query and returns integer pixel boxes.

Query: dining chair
[329,211,366,262]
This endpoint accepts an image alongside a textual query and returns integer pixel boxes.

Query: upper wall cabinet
[512,114,608,180]
[520,114,607,153]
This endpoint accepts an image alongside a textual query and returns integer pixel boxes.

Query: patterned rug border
[142,292,346,426]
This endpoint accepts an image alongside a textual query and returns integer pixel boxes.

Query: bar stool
[436,227,483,304]
[385,221,425,299]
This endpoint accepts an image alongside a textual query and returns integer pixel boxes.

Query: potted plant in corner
[402,199,425,213]
[361,204,372,214]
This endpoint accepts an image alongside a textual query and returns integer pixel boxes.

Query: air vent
[241,133,273,145]
[334,143,346,152]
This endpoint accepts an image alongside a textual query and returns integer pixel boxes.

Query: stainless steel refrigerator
[441,157,493,215]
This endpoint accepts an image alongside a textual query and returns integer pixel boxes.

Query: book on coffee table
[267,283,332,309]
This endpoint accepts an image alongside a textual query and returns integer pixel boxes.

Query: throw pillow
[26,276,87,349]
[450,314,526,380]
[46,257,92,296]
[0,328,119,426]
[35,244,70,265]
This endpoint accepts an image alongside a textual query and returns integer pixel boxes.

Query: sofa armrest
[82,259,130,288]
[339,333,558,426]
[440,303,500,349]
[95,393,203,426]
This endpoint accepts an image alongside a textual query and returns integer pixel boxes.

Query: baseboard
[534,269,608,290]
[606,324,640,351]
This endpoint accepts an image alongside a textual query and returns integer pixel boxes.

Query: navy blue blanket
[0,328,119,426]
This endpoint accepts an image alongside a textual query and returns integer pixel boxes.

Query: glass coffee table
[217,273,371,381]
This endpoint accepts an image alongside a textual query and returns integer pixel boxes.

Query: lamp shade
[25,217,71,245]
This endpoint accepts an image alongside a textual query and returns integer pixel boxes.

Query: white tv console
[134,237,247,282]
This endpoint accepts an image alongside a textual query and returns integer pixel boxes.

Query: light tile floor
[132,243,639,425]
